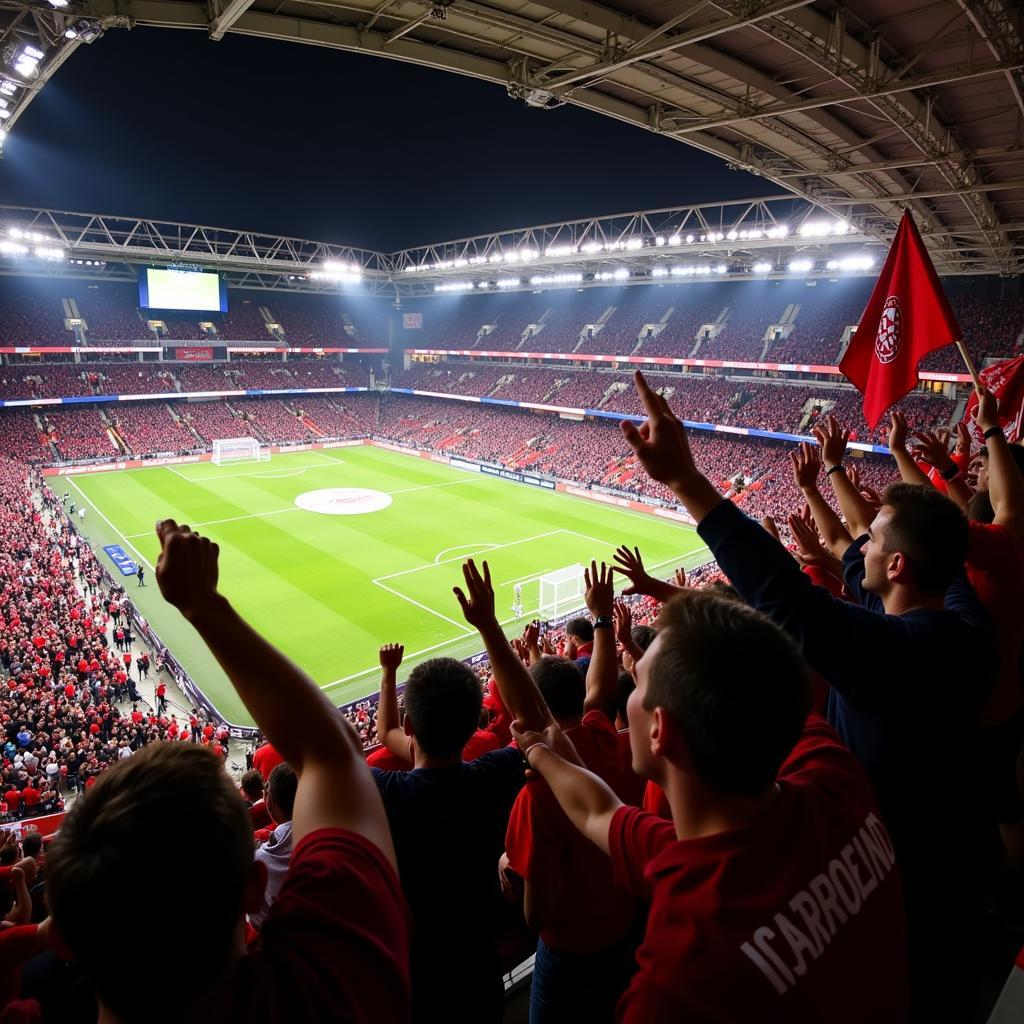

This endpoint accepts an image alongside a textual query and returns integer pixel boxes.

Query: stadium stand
[0,277,1021,1023]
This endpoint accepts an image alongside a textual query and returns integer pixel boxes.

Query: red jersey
[610,716,909,1024]
[506,711,635,953]
[226,828,410,1021]
[967,522,1024,726]
[252,743,284,780]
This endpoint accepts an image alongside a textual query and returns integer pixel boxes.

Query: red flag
[962,355,1024,443]
[839,210,961,428]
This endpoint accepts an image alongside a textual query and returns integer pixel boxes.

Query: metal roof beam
[209,0,257,40]
[667,58,1023,135]
[537,0,814,92]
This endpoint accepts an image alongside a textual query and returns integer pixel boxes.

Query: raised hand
[976,385,1000,433]
[672,566,687,589]
[612,545,656,596]
[378,643,404,672]
[761,516,781,543]
[510,719,578,764]
[584,560,614,618]
[155,520,220,622]
[888,410,910,452]
[453,559,496,631]
[523,620,540,652]
[811,415,851,469]
[510,637,528,663]
[790,441,822,490]
[619,370,696,490]
[911,429,955,470]
[955,420,973,457]
[787,511,833,569]
[612,599,632,648]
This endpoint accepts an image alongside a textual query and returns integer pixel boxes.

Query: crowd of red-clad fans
[0,361,1019,1024]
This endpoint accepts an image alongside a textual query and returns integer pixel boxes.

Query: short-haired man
[563,618,594,672]
[370,645,525,1024]
[45,521,410,1023]
[239,770,271,831]
[512,589,910,1023]
[249,762,298,930]
[503,566,640,1023]
[617,372,993,1019]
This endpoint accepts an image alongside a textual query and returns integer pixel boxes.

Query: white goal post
[538,564,586,620]
[211,437,269,465]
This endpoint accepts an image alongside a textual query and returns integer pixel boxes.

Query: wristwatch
[594,615,614,629]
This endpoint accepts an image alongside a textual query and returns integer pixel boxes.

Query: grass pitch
[65,446,709,725]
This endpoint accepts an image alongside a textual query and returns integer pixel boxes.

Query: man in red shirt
[504,564,639,1023]
[155,681,167,716]
[45,520,410,1023]
[511,589,909,1024]
[252,739,283,778]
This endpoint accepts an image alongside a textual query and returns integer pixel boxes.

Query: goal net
[538,564,586,620]
[211,437,269,465]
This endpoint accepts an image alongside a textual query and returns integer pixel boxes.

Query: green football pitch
[62,446,709,726]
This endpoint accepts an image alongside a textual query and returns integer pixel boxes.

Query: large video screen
[139,268,228,312]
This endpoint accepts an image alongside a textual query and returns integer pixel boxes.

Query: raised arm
[812,416,876,539]
[790,441,853,557]
[453,559,553,734]
[977,385,1024,545]
[582,561,617,719]
[154,521,397,868]
[511,722,621,855]
[612,545,685,604]
[376,644,412,764]
[887,411,932,486]
[911,428,973,510]
[613,599,644,665]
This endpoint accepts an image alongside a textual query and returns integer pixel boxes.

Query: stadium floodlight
[545,244,576,258]
[34,246,64,261]
[581,241,604,254]
[595,268,630,282]
[0,241,28,256]
[476,281,490,289]
[685,234,694,244]
[311,260,361,284]
[496,278,521,288]
[652,267,669,278]
[519,248,539,261]
[530,272,582,286]
[668,234,682,246]
[752,261,773,273]
[788,259,814,273]
[655,237,666,247]
[766,224,790,239]
[49,0,69,7]
[0,81,15,97]
[0,130,6,146]
[12,45,44,78]
[434,281,475,293]
[623,238,643,251]
[826,255,875,272]
[715,264,728,274]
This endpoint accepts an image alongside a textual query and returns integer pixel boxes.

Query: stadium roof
[1,0,1023,276]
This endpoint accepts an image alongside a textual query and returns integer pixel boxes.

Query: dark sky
[0,27,768,251]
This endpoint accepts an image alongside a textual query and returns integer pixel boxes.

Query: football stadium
[0,0,1022,1020]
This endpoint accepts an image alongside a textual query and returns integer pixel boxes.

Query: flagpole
[955,340,983,390]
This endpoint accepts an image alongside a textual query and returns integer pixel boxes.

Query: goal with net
[211,437,269,465]
[538,564,586,620]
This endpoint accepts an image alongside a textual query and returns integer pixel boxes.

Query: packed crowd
[0,365,1018,1024]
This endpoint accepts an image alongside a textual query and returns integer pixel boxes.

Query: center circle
[294,488,393,516]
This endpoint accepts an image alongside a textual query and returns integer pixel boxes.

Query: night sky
[0,28,767,251]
